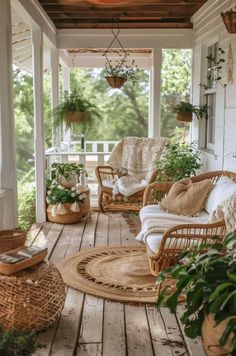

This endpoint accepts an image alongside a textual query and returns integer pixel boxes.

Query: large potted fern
[156,233,236,356]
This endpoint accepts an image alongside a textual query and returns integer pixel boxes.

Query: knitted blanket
[209,192,236,232]
[108,137,169,181]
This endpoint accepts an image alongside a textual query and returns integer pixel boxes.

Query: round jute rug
[55,245,157,304]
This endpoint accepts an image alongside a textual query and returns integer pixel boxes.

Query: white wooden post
[0,0,18,228]
[32,28,46,223]
[62,65,71,146]
[50,47,60,148]
[148,48,162,138]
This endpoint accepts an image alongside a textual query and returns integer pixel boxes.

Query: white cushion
[205,176,236,214]
[102,179,116,188]
[146,233,163,254]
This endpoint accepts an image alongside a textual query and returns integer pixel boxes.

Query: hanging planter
[176,112,193,123]
[105,76,127,89]
[221,9,236,33]
[65,111,87,123]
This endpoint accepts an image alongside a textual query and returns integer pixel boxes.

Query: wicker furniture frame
[0,229,26,253]
[95,166,158,212]
[0,261,65,331]
[143,170,236,276]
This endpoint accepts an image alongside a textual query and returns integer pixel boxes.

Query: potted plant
[156,233,236,355]
[50,162,85,188]
[53,89,103,132]
[0,328,43,355]
[104,59,140,88]
[172,101,208,122]
[154,141,201,182]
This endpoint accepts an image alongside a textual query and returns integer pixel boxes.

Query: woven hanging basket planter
[65,111,87,123]
[0,229,26,253]
[221,10,236,33]
[105,76,127,89]
[58,173,78,189]
[176,112,193,123]
[202,314,233,355]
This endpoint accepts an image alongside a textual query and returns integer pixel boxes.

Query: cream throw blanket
[209,192,236,232]
[108,137,169,196]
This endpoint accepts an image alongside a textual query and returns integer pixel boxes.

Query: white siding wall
[191,0,236,172]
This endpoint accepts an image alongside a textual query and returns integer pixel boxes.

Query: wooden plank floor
[31,212,206,356]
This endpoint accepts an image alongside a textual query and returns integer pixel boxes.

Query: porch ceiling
[38,0,208,30]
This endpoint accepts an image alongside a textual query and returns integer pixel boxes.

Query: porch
[30,212,205,356]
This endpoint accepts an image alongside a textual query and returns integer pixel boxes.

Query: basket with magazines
[0,246,48,275]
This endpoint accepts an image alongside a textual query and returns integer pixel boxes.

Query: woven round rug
[55,245,157,304]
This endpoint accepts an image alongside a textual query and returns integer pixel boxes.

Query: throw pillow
[205,176,236,214]
[160,178,213,216]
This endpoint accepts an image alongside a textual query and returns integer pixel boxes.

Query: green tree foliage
[161,49,191,140]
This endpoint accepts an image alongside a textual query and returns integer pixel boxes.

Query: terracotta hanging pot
[176,112,192,123]
[105,76,127,89]
[221,10,236,33]
[65,112,87,123]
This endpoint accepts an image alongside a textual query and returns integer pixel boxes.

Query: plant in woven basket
[104,58,140,88]
[156,233,236,355]
[154,141,201,182]
[53,89,103,132]
[0,328,44,356]
[50,162,84,182]
[172,101,208,122]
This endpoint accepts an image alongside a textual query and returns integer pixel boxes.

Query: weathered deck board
[146,305,174,356]
[33,212,205,356]
[125,304,154,356]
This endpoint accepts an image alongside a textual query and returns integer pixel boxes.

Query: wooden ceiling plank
[54,22,193,29]
[39,0,205,5]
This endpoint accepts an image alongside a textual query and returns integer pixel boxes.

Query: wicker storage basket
[0,261,65,331]
[47,188,90,224]
[0,248,48,275]
[0,230,26,253]
[105,76,127,88]
[202,314,233,355]
[65,112,87,123]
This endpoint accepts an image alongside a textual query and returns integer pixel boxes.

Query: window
[200,42,218,150]
[205,93,216,147]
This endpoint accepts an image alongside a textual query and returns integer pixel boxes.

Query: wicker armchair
[95,166,158,212]
[142,170,236,276]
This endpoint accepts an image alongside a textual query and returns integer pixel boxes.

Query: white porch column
[50,47,60,148]
[0,0,18,228]
[32,28,46,223]
[62,65,71,145]
[148,48,162,138]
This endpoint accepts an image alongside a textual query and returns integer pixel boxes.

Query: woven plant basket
[46,188,90,224]
[105,76,127,88]
[202,314,233,355]
[0,262,65,331]
[65,111,87,123]
[221,10,236,33]
[176,112,192,122]
[0,229,26,253]
[58,173,78,189]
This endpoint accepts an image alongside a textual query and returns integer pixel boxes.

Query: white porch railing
[45,140,118,179]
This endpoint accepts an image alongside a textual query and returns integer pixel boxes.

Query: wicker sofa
[137,170,236,276]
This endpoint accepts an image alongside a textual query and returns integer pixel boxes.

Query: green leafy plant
[154,142,201,182]
[156,233,236,355]
[172,101,208,120]
[46,179,85,205]
[53,89,103,132]
[0,328,44,355]
[104,58,140,84]
[200,47,227,90]
[18,184,36,231]
[50,163,84,181]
